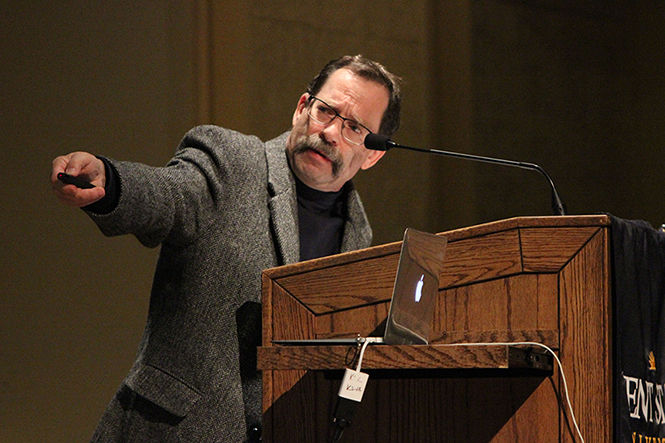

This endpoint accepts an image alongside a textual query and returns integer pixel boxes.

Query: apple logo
[414,274,425,302]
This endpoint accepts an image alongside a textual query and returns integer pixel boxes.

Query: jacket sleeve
[86,125,262,248]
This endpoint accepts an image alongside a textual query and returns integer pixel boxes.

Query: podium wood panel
[258,343,556,370]
[260,215,612,442]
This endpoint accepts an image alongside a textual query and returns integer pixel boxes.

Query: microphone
[365,133,566,216]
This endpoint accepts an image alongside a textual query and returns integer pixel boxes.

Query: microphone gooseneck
[364,133,566,216]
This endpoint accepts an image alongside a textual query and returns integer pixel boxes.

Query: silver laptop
[273,228,448,346]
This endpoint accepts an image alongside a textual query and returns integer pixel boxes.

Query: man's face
[286,68,389,192]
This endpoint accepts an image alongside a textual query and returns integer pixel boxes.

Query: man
[51,55,401,442]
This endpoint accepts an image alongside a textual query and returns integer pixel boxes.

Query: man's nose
[320,116,343,145]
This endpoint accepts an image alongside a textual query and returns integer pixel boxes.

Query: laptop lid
[382,228,447,345]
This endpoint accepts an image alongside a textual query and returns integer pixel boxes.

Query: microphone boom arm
[371,136,566,216]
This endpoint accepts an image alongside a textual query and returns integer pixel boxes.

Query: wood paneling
[559,229,612,441]
[521,227,600,272]
[258,344,553,370]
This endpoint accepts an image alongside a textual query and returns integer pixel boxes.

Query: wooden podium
[258,215,612,442]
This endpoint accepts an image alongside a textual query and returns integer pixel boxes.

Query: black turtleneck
[294,176,349,261]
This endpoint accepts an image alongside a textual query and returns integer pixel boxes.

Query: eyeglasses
[307,96,372,146]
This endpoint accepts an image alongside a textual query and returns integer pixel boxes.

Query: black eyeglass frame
[306,95,373,145]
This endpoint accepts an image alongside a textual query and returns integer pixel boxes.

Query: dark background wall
[2,1,663,441]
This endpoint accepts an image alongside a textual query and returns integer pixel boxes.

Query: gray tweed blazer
[87,126,372,442]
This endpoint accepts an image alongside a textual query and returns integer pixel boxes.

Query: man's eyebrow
[321,97,370,129]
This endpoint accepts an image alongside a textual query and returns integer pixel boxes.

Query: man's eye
[347,122,362,134]
[318,105,335,117]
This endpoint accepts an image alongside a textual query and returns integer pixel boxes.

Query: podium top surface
[263,215,610,280]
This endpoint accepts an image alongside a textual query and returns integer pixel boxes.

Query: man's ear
[360,149,386,170]
[292,93,310,127]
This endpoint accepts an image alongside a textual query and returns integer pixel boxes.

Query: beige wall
[0,2,200,441]
[2,1,664,441]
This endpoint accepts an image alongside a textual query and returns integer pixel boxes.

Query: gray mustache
[294,135,342,176]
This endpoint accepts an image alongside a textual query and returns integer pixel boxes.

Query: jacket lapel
[340,186,373,252]
[265,132,300,265]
